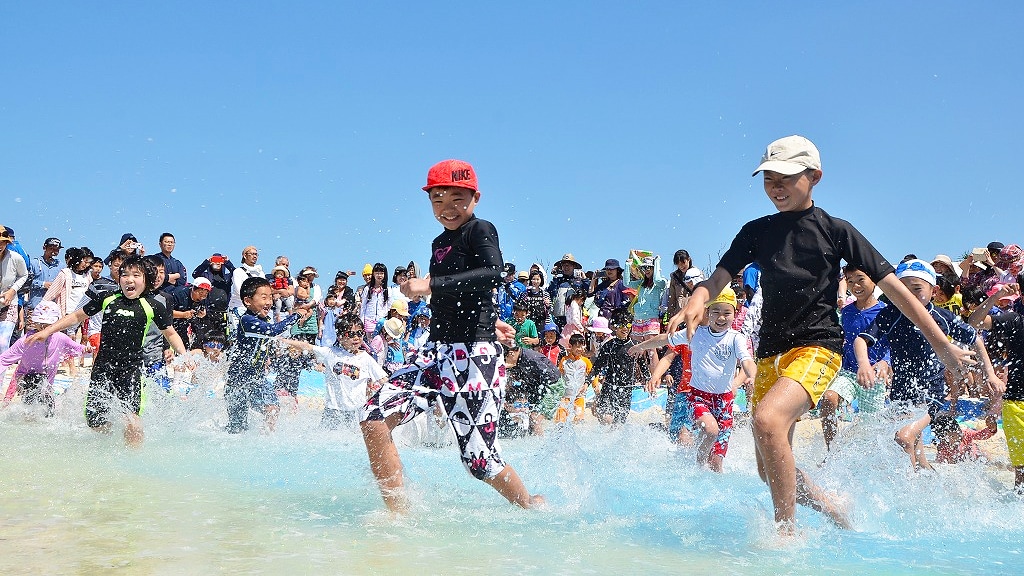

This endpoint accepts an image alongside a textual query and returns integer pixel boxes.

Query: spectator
[591,258,628,319]
[193,253,236,295]
[548,253,582,331]
[495,263,527,323]
[229,246,265,312]
[28,237,65,311]
[156,232,187,293]
[117,233,144,257]
[0,226,29,353]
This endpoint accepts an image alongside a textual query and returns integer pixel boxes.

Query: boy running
[633,287,755,471]
[555,333,592,424]
[818,264,892,451]
[855,260,999,472]
[591,308,651,426]
[28,256,189,447]
[359,159,543,512]
[225,276,312,433]
[670,135,976,531]
[284,312,389,430]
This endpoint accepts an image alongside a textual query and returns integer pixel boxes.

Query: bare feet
[794,468,851,529]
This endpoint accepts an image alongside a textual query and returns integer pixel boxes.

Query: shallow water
[1,378,1021,575]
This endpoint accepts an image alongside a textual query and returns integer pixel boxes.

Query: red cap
[193,278,213,290]
[422,159,478,192]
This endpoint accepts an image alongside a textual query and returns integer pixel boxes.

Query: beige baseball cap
[752,135,821,176]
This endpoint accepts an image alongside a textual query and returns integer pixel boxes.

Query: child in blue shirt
[818,264,892,451]
[855,259,1001,472]
[225,276,312,433]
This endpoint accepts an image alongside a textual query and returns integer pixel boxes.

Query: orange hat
[423,159,478,191]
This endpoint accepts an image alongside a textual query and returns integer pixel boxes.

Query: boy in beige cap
[669,135,979,532]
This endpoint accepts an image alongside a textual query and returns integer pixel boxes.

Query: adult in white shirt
[229,246,265,310]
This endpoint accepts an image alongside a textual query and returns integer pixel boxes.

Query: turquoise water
[1,375,1021,575]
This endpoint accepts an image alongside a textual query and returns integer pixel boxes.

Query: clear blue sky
[3,2,1022,279]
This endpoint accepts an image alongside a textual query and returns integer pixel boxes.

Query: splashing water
[1,376,1022,574]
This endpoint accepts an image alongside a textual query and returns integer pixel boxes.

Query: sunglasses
[204,341,224,349]
[344,330,365,338]
[611,323,633,329]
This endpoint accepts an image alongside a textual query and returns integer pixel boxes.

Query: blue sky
[3,2,1022,280]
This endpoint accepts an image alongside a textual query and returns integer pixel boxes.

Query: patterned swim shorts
[362,341,507,480]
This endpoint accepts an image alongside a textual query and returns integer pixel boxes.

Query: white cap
[895,259,937,286]
[752,135,821,176]
[383,317,406,339]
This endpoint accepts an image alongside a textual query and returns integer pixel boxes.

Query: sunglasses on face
[611,323,632,329]
[204,341,224,349]
[344,330,365,338]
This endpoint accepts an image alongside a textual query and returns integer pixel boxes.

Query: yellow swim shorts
[752,346,841,410]
[1003,399,1024,467]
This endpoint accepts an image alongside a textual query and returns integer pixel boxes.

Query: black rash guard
[717,205,894,359]
[427,216,503,343]
[988,312,1024,402]
[82,292,173,372]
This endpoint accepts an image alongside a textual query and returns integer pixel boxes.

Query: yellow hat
[390,299,409,316]
[362,263,373,275]
[705,286,738,310]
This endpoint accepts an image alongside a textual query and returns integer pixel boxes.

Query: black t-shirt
[427,216,502,343]
[591,336,651,388]
[82,292,173,368]
[988,312,1024,401]
[717,205,894,359]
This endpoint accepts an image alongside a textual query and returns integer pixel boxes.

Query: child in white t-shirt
[555,333,592,423]
[285,312,387,430]
[631,287,755,472]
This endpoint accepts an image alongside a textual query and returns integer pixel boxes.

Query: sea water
[1,375,1022,575]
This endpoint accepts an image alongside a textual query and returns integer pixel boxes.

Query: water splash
[1,379,1021,573]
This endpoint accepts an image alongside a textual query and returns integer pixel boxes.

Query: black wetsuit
[81,292,172,426]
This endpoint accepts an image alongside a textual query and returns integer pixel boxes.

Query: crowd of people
[2,142,1023,530]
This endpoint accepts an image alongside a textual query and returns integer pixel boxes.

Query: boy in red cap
[670,135,980,532]
[359,159,543,512]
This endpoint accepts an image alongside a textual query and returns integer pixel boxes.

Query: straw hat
[554,253,582,269]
